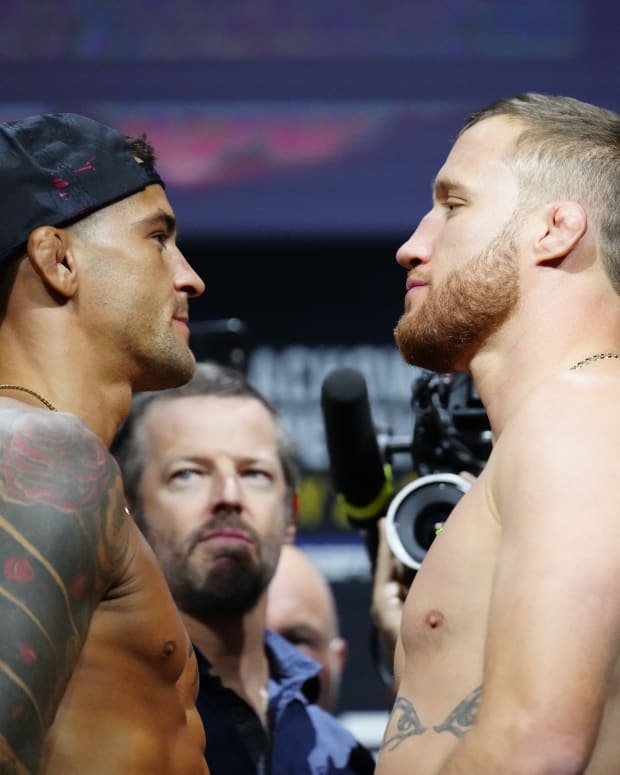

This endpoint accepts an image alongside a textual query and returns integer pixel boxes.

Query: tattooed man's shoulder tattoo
[0,410,131,773]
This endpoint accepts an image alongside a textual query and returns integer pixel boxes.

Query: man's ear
[26,226,78,299]
[284,492,300,544]
[329,636,348,671]
[534,201,587,268]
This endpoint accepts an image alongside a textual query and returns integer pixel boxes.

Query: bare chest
[400,485,499,660]
[94,529,194,683]
[42,530,205,773]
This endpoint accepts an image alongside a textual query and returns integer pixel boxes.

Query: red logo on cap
[74,155,96,174]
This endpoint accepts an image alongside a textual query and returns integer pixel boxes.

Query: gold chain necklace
[0,384,57,411]
[570,353,620,370]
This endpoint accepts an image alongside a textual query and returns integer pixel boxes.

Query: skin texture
[266,543,347,713]
[67,186,202,394]
[376,114,620,774]
[0,180,208,774]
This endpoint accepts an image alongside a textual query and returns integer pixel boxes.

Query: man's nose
[208,471,242,510]
[175,249,205,298]
[395,212,435,270]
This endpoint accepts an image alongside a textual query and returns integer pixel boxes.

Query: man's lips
[406,277,427,292]
[172,314,191,338]
[198,528,254,545]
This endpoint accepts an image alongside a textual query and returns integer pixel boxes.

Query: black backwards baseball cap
[0,112,165,264]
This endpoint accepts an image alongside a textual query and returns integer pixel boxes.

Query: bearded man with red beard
[376,92,620,775]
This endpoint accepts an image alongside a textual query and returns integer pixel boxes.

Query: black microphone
[320,367,394,570]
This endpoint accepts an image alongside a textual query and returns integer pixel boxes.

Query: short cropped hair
[461,92,620,292]
[111,361,300,531]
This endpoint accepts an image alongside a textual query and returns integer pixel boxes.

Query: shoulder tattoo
[0,411,130,772]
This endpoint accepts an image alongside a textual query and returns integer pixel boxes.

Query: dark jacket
[196,629,375,775]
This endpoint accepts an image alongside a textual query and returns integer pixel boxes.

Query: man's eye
[290,636,313,648]
[152,232,168,245]
[171,469,199,481]
[243,469,270,480]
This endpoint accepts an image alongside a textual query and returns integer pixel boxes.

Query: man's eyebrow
[432,177,471,200]
[279,624,323,644]
[137,210,177,235]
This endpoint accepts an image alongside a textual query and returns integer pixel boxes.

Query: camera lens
[414,502,454,549]
[385,474,470,570]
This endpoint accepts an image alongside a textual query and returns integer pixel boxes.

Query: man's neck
[183,599,271,724]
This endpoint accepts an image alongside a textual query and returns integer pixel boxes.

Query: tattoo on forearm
[434,686,483,738]
[381,686,483,752]
[381,697,427,750]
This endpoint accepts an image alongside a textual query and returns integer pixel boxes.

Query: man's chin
[394,317,429,368]
[135,350,197,393]
[395,329,456,374]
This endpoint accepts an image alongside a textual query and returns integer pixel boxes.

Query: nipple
[425,610,445,629]
[162,640,177,657]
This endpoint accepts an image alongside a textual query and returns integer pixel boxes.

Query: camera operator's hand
[371,519,413,674]
[459,470,478,486]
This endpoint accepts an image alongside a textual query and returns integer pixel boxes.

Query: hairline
[112,365,300,533]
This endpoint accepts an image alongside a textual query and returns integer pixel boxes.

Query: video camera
[321,367,491,571]
[382,370,491,569]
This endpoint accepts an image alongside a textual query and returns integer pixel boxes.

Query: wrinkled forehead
[143,394,282,463]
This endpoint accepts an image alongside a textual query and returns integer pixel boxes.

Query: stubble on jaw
[150,516,285,620]
[394,219,521,374]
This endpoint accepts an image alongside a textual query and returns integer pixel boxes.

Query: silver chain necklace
[570,353,620,370]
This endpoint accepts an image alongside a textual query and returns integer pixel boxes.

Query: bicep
[0,411,131,772]
[393,635,405,691]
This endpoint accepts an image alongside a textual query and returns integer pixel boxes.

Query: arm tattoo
[381,686,483,752]
[434,686,483,738]
[0,411,130,773]
[381,697,427,751]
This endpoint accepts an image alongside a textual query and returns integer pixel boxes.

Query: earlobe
[535,202,587,267]
[284,523,297,545]
[330,637,348,669]
[284,493,299,545]
[27,226,78,299]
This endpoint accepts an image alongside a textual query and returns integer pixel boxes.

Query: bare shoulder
[489,369,620,520]
[0,409,132,772]
[0,408,131,584]
[498,369,620,451]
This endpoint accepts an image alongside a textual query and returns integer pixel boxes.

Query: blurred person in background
[266,543,347,713]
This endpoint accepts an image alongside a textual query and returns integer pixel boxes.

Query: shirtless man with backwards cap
[0,112,209,774]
